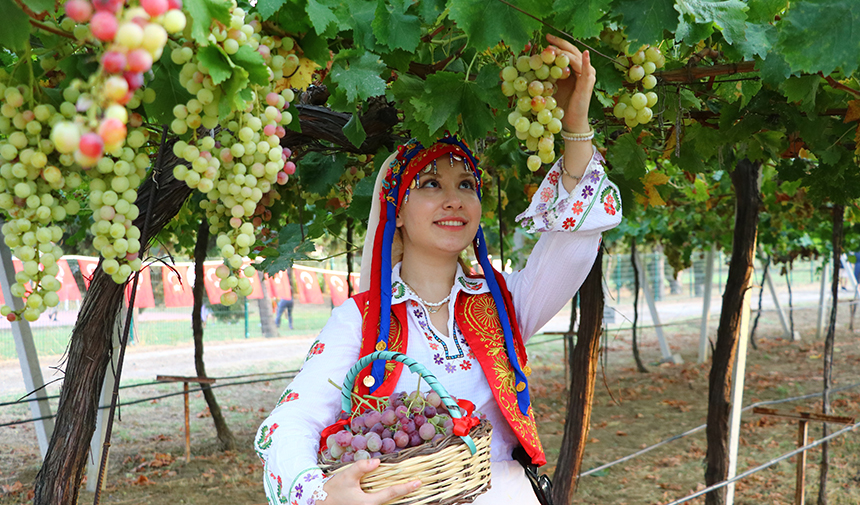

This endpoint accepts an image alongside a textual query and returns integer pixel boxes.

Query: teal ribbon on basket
[341,351,478,455]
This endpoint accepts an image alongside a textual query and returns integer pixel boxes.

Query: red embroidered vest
[350,287,547,466]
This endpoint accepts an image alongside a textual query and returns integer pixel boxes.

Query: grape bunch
[600,30,665,128]
[0,84,85,321]
[500,45,571,172]
[320,389,484,464]
[166,6,296,305]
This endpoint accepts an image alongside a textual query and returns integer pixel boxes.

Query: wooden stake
[796,420,808,505]
[184,382,190,463]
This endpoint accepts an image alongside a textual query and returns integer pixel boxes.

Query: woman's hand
[321,458,421,504]
[546,33,596,134]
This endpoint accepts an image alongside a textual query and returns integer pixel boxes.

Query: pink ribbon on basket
[452,399,480,437]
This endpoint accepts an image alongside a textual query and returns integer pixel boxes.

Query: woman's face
[396,158,481,260]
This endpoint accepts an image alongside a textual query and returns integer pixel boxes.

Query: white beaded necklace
[402,281,450,313]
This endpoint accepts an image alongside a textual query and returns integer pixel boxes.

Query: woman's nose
[442,186,464,208]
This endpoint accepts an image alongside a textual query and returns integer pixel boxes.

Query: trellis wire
[661,419,860,505]
[578,379,860,478]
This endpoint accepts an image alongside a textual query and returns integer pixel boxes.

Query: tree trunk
[552,248,604,504]
[33,151,193,505]
[346,217,354,297]
[818,204,844,505]
[631,238,649,373]
[258,271,278,338]
[704,158,761,505]
[192,219,237,451]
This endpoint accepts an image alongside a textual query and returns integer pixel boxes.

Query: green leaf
[607,134,647,185]
[260,223,315,274]
[221,67,250,120]
[372,0,422,53]
[776,0,860,75]
[0,0,30,51]
[147,58,195,127]
[553,0,611,39]
[306,0,340,35]
[780,75,819,113]
[28,0,55,14]
[674,0,748,45]
[197,46,233,85]
[299,29,331,66]
[346,169,378,221]
[756,52,792,88]
[255,0,287,20]
[298,151,346,195]
[284,100,302,133]
[411,71,496,144]
[417,0,446,24]
[343,108,367,148]
[274,0,313,32]
[448,0,543,54]
[184,0,232,45]
[329,51,387,103]
[380,49,414,73]
[746,0,787,23]
[615,0,677,47]
[731,22,774,60]
[231,44,269,86]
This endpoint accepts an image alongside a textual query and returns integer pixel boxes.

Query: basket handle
[341,350,477,455]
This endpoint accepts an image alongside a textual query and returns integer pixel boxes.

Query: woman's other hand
[321,458,422,504]
[546,33,596,134]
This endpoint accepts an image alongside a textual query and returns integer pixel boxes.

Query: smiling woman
[255,34,623,505]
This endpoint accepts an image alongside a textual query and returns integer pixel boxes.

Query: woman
[255,34,622,505]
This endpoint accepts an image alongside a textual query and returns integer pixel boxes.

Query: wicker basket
[319,351,493,505]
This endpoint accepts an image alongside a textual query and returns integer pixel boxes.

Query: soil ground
[1,287,859,505]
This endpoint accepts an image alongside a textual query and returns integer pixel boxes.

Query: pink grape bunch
[600,29,664,128]
[320,389,483,464]
[166,6,296,306]
[500,45,571,172]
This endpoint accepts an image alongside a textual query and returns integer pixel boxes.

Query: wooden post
[764,267,794,340]
[634,248,679,364]
[817,261,829,339]
[796,420,808,505]
[184,382,190,462]
[751,408,854,505]
[155,375,216,463]
[699,247,715,363]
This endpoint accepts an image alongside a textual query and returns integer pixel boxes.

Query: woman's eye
[460,180,475,189]
[421,180,440,188]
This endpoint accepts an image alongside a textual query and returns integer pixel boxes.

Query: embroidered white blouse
[255,150,622,505]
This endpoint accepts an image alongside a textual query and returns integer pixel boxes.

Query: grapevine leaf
[755,52,792,87]
[448,0,543,54]
[299,151,346,195]
[343,108,367,148]
[372,0,422,53]
[381,49,413,72]
[0,0,30,51]
[747,0,788,23]
[28,0,55,14]
[260,223,315,274]
[391,73,434,142]
[254,0,287,20]
[306,0,340,35]
[184,0,232,45]
[552,0,611,39]
[274,0,312,32]
[221,67,251,120]
[413,71,496,144]
[299,29,331,66]
[147,58,195,127]
[615,0,677,47]
[231,45,269,86]
[328,51,387,103]
[780,75,819,113]
[776,0,860,75]
[674,0,748,45]
[730,22,774,60]
[197,46,233,85]
[417,0,446,24]
[341,0,379,51]
[346,170,378,221]
[284,100,302,132]
[606,133,647,185]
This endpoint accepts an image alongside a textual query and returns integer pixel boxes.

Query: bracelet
[559,128,595,142]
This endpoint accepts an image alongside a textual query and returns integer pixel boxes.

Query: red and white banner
[202,263,228,305]
[325,273,349,307]
[125,266,154,308]
[56,259,82,301]
[266,270,292,300]
[349,273,360,295]
[294,267,324,304]
[162,265,195,307]
[78,258,100,289]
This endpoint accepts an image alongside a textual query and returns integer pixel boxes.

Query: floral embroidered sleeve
[505,147,623,340]
[254,300,363,505]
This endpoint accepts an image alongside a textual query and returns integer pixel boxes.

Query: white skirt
[472,460,541,505]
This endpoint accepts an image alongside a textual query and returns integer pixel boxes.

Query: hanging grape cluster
[601,29,664,128]
[499,45,571,172]
[166,5,297,305]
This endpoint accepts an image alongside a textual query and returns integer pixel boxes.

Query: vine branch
[821,73,860,98]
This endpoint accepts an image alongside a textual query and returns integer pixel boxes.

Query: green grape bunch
[600,30,664,128]
[499,45,571,172]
